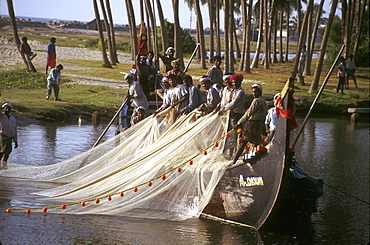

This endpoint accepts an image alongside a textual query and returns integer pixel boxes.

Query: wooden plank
[347,108,370,114]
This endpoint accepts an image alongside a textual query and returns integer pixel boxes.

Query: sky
[0,0,338,29]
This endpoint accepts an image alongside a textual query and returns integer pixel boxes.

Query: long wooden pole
[291,44,345,148]
[184,43,200,73]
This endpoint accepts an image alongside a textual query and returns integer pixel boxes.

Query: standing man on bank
[0,103,18,170]
[46,37,57,74]
[46,64,63,101]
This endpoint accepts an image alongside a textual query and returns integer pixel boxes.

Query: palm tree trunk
[244,0,253,72]
[155,0,168,53]
[251,0,264,68]
[144,0,156,53]
[284,8,290,62]
[307,0,324,74]
[208,0,214,63]
[234,23,241,59]
[278,11,284,63]
[93,0,112,68]
[353,0,367,57]
[215,0,221,56]
[239,0,247,71]
[228,0,235,73]
[105,0,118,63]
[125,0,138,60]
[223,0,230,73]
[195,0,207,69]
[99,0,115,65]
[6,0,36,71]
[263,0,270,68]
[309,0,339,92]
[172,0,184,69]
[304,10,313,76]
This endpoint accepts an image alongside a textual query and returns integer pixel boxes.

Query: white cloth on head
[128,81,149,110]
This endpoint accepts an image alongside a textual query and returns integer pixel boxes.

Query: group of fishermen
[123,47,282,165]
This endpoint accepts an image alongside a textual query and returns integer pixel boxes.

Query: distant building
[87,19,106,31]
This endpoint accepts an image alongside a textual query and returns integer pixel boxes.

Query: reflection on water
[0,117,368,244]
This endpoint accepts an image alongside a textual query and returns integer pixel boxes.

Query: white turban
[2,102,12,108]
[222,74,232,81]
[252,84,263,91]
[124,73,134,80]
[200,77,212,83]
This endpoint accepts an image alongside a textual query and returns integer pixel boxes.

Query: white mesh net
[1,107,235,220]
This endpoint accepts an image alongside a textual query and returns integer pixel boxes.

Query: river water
[0,116,368,244]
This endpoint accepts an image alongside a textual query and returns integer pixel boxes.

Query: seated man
[198,76,221,115]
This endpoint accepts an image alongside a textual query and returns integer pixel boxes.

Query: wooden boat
[202,79,323,231]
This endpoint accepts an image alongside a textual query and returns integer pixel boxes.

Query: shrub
[85,38,99,48]
[116,42,131,52]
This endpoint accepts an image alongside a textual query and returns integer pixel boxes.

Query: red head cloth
[230,74,244,82]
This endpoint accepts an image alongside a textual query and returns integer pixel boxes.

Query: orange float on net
[189,160,193,165]
[107,196,112,201]
[6,208,11,213]
[95,199,100,204]
[120,191,124,197]
[25,208,31,214]
[214,142,219,147]
[161,175,166,180]
[61,204,67,209]
[177,167,182,172]
[133,187,138,192]
[244,145,249,150]
[81,201,86,207]
[225,132,231,138]
[148,181,152,187]
[237,128,243,134]
[42,207,48,213]
[238,137,243,143]
[203,150,207,155]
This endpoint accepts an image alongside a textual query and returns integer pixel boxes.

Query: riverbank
[0,26,369,122]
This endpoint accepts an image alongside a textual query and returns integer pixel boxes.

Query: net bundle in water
[1,107,235,220]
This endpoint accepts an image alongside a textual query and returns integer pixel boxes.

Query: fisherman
[154,76,173,115]
[180,75,202,114]
[207,55,224,96]
[136,52,151,98]
[0,103,18,170]
[230,84,268,165]
[218,74,246,129]
[159,47,176,73]
[167,59,185,80]
[125,73,149,113]
[198,76,221,115]
[131,106,147,125]
[264,93,280,143]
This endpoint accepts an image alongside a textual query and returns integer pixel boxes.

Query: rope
[200,213,257,230]
[323,182,370,206]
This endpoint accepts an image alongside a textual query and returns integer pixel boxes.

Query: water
[0,117,368,244]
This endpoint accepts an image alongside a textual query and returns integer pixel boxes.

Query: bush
[0,70,47,89]
[85,38,99,48]
[116,42,131,52]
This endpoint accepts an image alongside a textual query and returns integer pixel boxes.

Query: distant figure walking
[345,54,358,89]
[20,36,37,72]
[298,45,308,85]
[46,37,57,74]
[0,103,18,170]
[336,57,346,94]
[46,64,63,101]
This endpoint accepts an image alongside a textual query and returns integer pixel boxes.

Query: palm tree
[99,0,115,65]
[251,0,264,68]
[194,0,207,69]
[223,0,230,73]
[125,0,138,60]
[309,0,339,92]
[6,0,36,72]
[172,0,184,68]
[155,0,168,53]
[305,0,325,76]
[263,0,270,68]
[353,0,367,57]
[93,0,112,68]
[105,0,118,63]
[208,0,215,63]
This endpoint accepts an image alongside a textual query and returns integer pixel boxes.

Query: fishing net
[0,107,236,220]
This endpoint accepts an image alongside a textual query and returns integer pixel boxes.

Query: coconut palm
[251,0,264,68]
[194,0,207,69]
[125,0,138,60]
[309,0,339,92]
[105,0,118,64]
[99,0,115,65]
[353,0,367,57]
[172,0,184,68]
[155,0,168,53]
[92,0,112,68]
